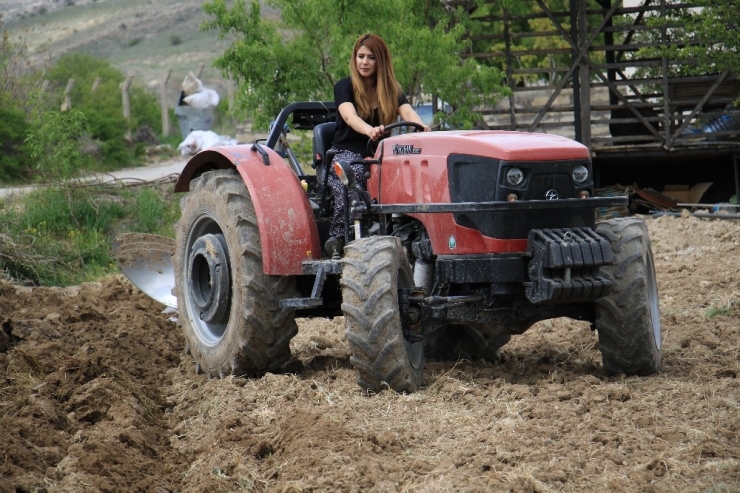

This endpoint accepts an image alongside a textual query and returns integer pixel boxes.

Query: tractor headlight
[572,165,589,184]
[506,167,524,186]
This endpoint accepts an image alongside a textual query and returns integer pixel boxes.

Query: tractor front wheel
[174,169,298,378]
[594,217,661,376]
[341,236,424,394]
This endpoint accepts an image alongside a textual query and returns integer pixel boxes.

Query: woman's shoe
[324,236,344,258]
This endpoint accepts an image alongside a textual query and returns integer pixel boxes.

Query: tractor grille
[447,154,595,239]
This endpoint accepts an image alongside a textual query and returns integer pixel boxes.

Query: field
[2,2,738,490]
[1,213,739,492]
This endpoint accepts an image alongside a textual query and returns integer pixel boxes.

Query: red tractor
[116,102,661,394]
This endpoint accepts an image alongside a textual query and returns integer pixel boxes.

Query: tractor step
[279,259,342,309]
[280,297,325,309]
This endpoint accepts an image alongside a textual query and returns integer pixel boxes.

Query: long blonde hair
[349,34,401,126]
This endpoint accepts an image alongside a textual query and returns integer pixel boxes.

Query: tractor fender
[175,146,321,275]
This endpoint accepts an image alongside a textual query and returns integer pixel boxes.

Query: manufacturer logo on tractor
[545,189,559,200]
[392,144,421,155]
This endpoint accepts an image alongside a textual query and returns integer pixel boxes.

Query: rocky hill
[1,0,278,97]
[1,0,100,24]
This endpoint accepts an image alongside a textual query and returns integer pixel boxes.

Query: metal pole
[735,153,740,203]
[578,0,591,149]
[503,8,517,131]
[571,0,582,142]
[661,0,671,148]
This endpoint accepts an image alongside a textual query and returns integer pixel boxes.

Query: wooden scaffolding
[457,0,740,202]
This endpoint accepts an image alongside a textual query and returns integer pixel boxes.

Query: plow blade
[114,233,177,309]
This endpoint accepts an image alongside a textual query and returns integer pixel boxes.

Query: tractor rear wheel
[174,169,298,378]
[341,236,424,394]
[594,218,661,376]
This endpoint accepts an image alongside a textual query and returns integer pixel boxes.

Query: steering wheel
[367,120,426,155]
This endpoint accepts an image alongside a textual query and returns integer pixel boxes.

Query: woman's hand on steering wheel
[384,121,428,134]
[367,125,385,141]
[367,121,429,155]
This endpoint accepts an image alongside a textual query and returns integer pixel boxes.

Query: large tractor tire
[341,236,424,394]
[594,217,661,376]
[174,169,298,378]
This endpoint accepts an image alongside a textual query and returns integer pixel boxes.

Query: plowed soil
[1,215,739,492]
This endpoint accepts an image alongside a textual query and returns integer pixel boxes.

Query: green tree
[629,1,740,100]
[468,0,609,86]
[672,0,740,78]
[202,0,510,129]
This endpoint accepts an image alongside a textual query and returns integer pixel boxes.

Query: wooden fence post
[121,75,133,122]
[196,63,204,78]
[161,69,172,137]
[227,79,235,111]
[61,78,75,111]
[121,75,134,140]
[91,77,101,92]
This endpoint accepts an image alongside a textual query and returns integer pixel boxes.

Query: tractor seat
[312,121,336,184]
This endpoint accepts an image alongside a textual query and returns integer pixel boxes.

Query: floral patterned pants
[326,148,367,239]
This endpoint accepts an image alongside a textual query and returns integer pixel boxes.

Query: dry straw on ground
[1,214,739,492]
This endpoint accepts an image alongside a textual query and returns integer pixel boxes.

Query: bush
[0,104,32,183]
[0,184,180,286]
[0,50,165,184]
[0,33,35,183]
[25,92,93,182]
[0,187,126,285]
[44,53,162,170]
[134,189,178,237]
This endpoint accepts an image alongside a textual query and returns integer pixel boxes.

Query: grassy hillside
[2,0,279,101]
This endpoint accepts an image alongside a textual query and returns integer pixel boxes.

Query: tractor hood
[384,130,590,162]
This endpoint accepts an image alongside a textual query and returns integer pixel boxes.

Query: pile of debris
[175,72,236,155]
[596,182,739,220]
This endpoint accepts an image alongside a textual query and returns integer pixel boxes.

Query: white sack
[182,88,220,109]
[181,71,203,96]
[178,130,237,155]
